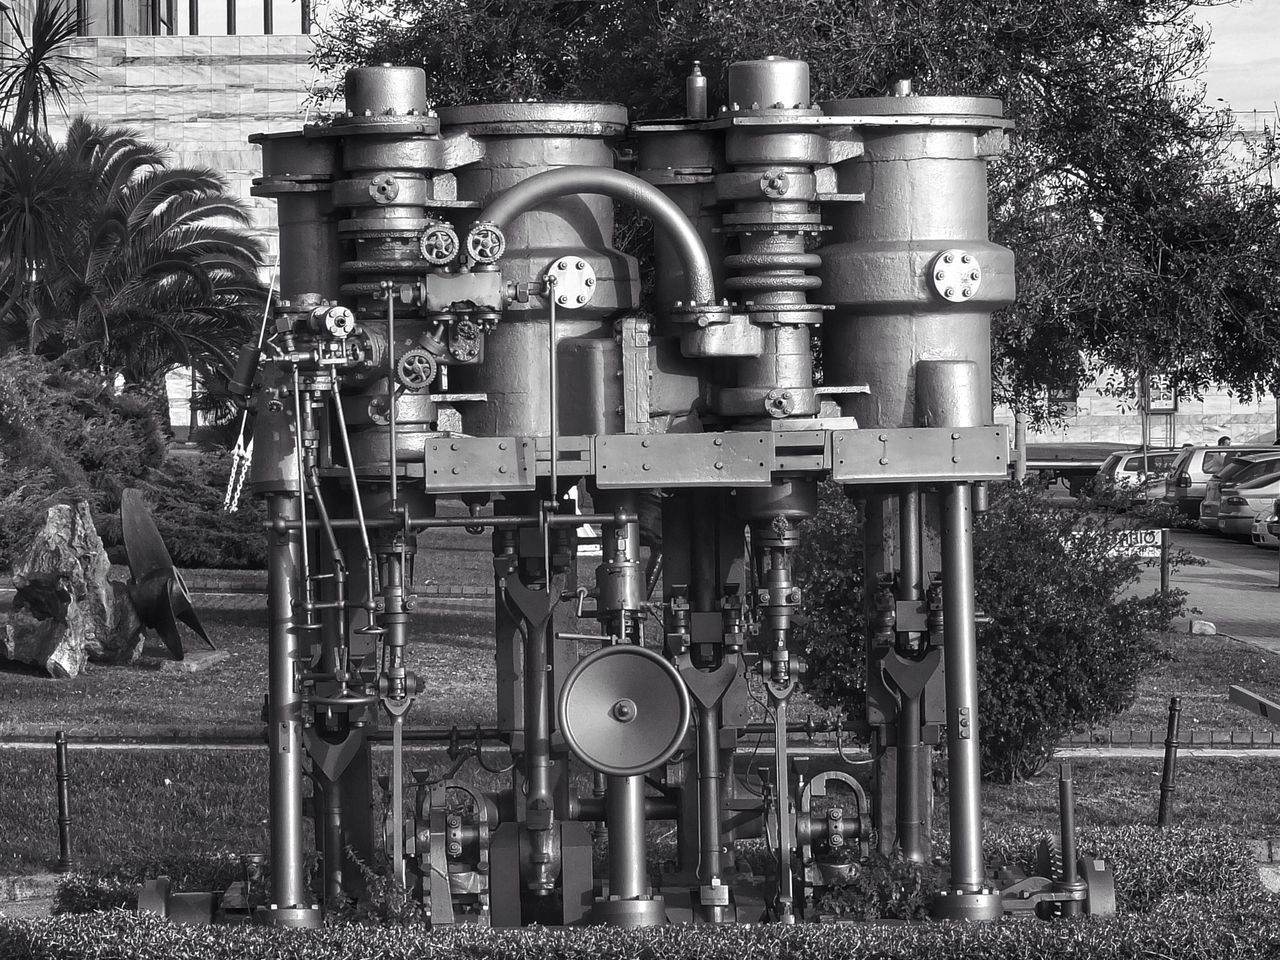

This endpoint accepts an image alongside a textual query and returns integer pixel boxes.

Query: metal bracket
[830,427,1007,483]
[595,433,773,488]
[425,438,536,492]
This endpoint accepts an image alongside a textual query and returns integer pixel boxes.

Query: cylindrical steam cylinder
[816,96,1015,428]
[250,133,341,300]
[438,103,641,438]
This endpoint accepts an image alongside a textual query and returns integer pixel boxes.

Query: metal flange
[557,645,690,777]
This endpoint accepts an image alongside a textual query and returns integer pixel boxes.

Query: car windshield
[1235,470,1280,492]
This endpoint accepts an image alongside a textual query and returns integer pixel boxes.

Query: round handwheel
[557,645,690,777]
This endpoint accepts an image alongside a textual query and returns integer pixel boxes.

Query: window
[77,0,308,35]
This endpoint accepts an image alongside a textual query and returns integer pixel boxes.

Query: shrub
[9,889,1280,959]
[794,483,1187,782]
[0,352,266,570]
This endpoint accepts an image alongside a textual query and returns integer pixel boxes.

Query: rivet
[498,441,507,450]
[713,437,723,446]
[451,442,459,451]
[952,456,960,463]
[952,433,961,439]
[878,434,888,442]
[641,439,651,448]
[498,465,507,474]
[451,467,461,475]
[714,461,724,470]
[642,463,651,471]
[879,457,889,465]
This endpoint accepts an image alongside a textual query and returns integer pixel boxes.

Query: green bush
[7,890,1280,959]
[0,352,266,570]
[794,483,1186,782]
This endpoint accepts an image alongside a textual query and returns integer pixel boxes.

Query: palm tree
[0,0,93,134]
[1,1,264,422]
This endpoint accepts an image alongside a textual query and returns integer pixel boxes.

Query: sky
[1198,1,1278,117]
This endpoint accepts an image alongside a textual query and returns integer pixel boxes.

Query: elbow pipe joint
[473,166,717,306]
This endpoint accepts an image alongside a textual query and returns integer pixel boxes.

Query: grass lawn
[1110,631,1280,733]
[3,743,1277,877]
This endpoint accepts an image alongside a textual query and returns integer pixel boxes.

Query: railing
[76,0,311,36]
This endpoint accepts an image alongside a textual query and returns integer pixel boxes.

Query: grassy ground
[1110,631,1280,732]
[3,739,1278,876]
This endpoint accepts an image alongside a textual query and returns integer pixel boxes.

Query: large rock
[2,501,143,677]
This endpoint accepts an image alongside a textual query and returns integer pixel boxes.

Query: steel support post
[606,774,647,899]
[933,481,1000,920]
[894,486,927,863]
[264,493,320,927]
[54,731,73,873]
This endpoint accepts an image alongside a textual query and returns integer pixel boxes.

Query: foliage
[15,888,1280,959]
[794,483,1185,781]
[814,850,938,921]
[0,118,265,392]
[0,0,93,134]
[313,0,1280,419]
[0,352,265,569]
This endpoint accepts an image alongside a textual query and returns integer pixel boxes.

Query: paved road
[1172,525,1278,577]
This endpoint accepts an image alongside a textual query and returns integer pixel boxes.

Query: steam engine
[231,56,1037,927]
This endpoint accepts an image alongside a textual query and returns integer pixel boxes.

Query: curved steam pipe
[476,166,717,306]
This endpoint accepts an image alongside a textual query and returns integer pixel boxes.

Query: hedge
[3,898,1278,960]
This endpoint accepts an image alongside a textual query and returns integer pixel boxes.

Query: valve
[395,348,438,390]
[310,305,355,340]
[420,222,460,266]
[465,221,506,264]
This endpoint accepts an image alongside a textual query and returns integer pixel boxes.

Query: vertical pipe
[1160,528,1170,596]
[940,481,984,892]
[226,0,235,34]
[188,0,197,34]
[300,0,311,33]
[149,0,160,34]
[1057,762,1083,918]
[263,0,272,33]
[54,731,72,873]
[267,493,311,915]
[894,486,925,863]
[606,775,647,899]
[1157,696,1182,827]
[696,702,724,902]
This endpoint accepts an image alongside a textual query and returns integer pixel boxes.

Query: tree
[794,483,1183,781]
[313,0,1280,419]
[1,0,265,413]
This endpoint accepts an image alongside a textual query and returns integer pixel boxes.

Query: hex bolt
[576,295,587,304]
[962,287,973,297]
[969,270,981,281]
[576,260,586,269]
[962,254,974,263]
[936,271,946,281]
[558,260,568,270]
[945,288,955,298]
[944,253,954,262]
[558,295,569,305]
[585,278,595,287]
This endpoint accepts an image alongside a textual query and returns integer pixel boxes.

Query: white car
[1252,512,1278,549]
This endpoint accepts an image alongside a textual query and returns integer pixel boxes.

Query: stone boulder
[2,501,144,678]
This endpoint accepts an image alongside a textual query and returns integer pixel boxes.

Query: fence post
[1159,528,1170,596]
[1156,696,1182,828]
[55,731,73,873]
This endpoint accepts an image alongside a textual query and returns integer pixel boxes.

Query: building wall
[50,34,318,266]
[996,388,1279,447]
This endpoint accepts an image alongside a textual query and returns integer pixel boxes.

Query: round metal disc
[1081,857,1117,916]
[557,645,690,777]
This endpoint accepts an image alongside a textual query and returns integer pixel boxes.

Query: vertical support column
[264,493,321,927]
[932,481,999,919]
[605,775,647,900]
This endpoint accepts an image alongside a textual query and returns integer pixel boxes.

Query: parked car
[1095,447,1179,504]
[1251,510,1278,549]
[1216,470,1280,539]
[1199,451,1280,530]
[1165,444,1277,518]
